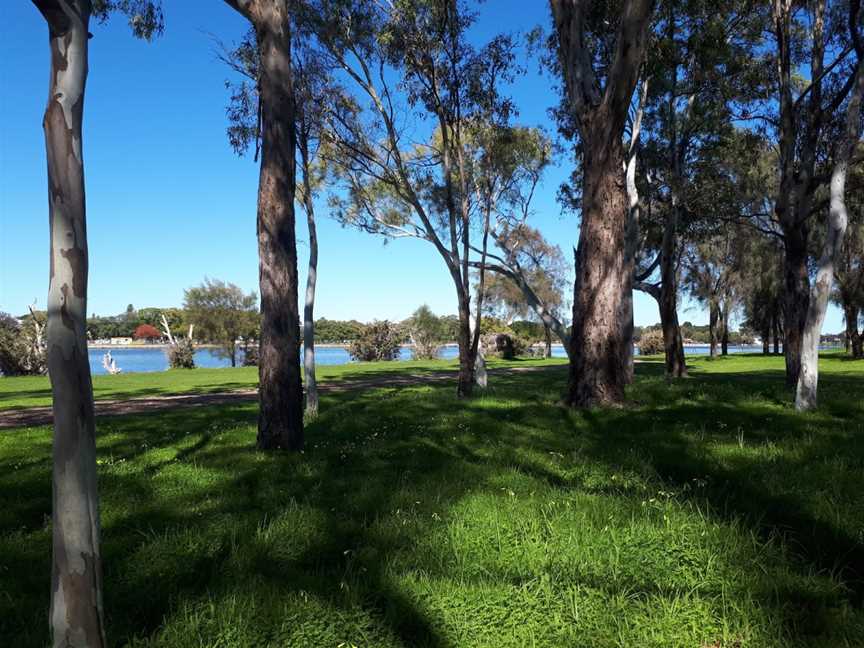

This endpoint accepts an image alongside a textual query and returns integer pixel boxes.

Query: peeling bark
[33,1,106,646]
[551,0,654,407]
[567,143,631,405]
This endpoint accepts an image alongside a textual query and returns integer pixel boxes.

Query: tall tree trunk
[773,308,781,354]
[762,326,770,355]
[567,142,630,406]
[721,322,729,356]
[782,229,809,385]
[659,212,686,377]
[471,199,492,389]
[251,5,303,450]
[551,0,653,407]
[35,2,106,646]
[301,148,319,418]
[709,303,719,358]
[846,304,862,358]
[796,46,863,409]
[456,289,475,397]
[544,323,553,358]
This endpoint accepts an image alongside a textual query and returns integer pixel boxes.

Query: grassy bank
[1,354,863,646]
[0,356,565,410]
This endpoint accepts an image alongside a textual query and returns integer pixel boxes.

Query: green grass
[0,356,564,410]
[2,354,864,646]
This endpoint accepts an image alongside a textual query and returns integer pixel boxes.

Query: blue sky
[0,2,845,333]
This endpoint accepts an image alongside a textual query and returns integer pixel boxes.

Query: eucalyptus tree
[477,224,571,356]
[313,0,523,397]
[480,229,569,358]
[549,0,655,406]
[795,0,864,410]
[740,238,785,355]
[31,2,162,644]
[634,0,766,377]
[221,0,303,449]
[683,228,743,357]
[221,27,334,417]
[183,278,258,367]
[769,0,864,387]
[833,153,864,358]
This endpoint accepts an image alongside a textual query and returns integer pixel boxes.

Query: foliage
[132,324,161,341]
[0,313,46,377]
[404,305,445,360]
[638,329,665,356]
[348,321,403,362]
[183,279,258,367]
[165,338,195,370]
[510,320,546,342]
[314,318,364,343]
[92,0,165,40]
[479,332,527,360]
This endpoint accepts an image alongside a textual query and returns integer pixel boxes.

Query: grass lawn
[1,354,863,646]
[0,356,563,410]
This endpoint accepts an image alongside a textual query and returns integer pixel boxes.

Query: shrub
[242,343,259,367]
[638,329,665,356]
[0,312,46,376]
[349,321,402,362]
[405,305,444,360]
[479,332,527,360]
[132,323,162,341]
[166,338,196,369]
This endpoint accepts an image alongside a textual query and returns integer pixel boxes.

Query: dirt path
[0,365,563,429]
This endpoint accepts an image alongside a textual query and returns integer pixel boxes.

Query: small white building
[109,337,132,345]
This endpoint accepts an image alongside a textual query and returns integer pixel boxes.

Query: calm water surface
[87,344,768,375]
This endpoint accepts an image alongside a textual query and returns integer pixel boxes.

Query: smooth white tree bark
[796,47,864,410]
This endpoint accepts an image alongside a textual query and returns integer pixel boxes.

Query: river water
[87,344,768,375]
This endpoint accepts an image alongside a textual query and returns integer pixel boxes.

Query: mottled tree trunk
[551,0,653,407]
[567,142,630,406]
[300,147,319,418]
[34,2,106,646]
[721,323,729,356]
[796,179,847,409]
[248,4,303,450]
[762,327,770,355]
[796,51,863,409]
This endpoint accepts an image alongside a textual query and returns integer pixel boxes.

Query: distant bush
[638,329,665,356]
[166,338,196,369]
[349,321,402,362]
[0,312,46,376]
[242,343,259,367]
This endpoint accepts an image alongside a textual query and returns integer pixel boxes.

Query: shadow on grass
[1,359,862,645]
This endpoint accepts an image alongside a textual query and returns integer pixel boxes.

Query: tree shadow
[2,359,863,645]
